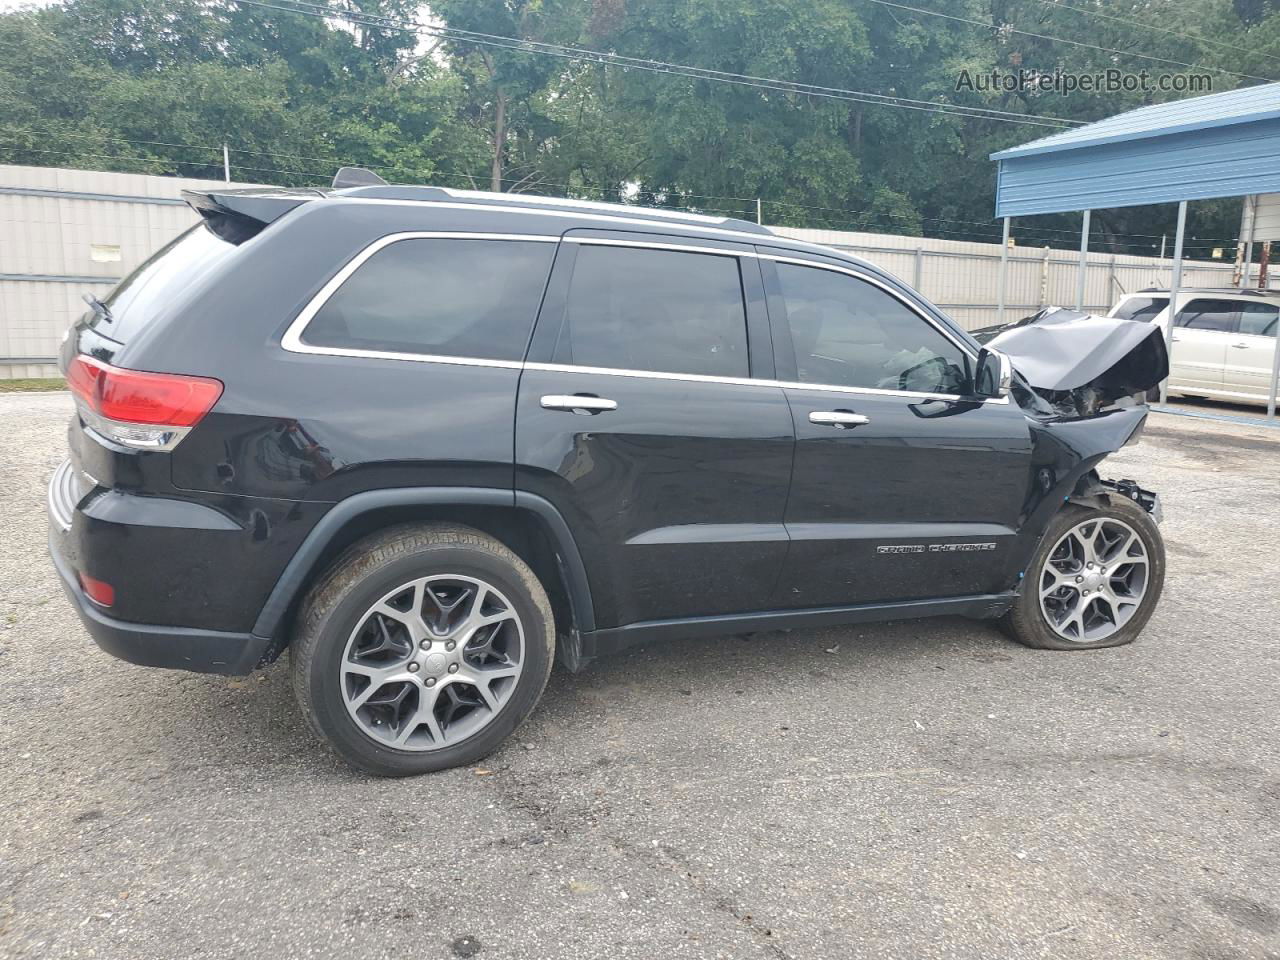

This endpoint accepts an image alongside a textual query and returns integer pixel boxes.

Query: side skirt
[579,592,1016,660]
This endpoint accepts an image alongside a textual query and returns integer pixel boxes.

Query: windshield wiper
[82,293,112,321]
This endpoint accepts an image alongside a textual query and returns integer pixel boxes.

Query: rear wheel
[1003,498,1165,651]
[291,524,554,776]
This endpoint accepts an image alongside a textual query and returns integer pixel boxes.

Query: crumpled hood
[986,307,1169,396]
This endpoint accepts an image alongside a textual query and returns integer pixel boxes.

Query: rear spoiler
[181,188,319,244]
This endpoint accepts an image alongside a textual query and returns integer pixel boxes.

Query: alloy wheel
[1038,517,1149,643]
[340,575,525,750]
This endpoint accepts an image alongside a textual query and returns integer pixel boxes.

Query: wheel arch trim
[250,487,596,641]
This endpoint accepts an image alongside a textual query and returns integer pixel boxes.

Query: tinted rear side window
[1112,297,1167,322]
[303,238,555,361]
[1173,299,1238,332]
[554,245,749,378]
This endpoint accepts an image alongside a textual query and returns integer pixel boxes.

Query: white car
[1108,289,1279,407]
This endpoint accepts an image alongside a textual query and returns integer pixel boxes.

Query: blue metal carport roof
[991,83,1280,218]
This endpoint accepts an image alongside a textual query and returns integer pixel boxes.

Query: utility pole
[756,198,762,225]
[223,143,231,183]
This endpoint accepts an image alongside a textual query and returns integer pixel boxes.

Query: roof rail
[330,181,773,234]
[1136,286,1272,296]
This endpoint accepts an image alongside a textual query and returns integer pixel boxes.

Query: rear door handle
[809,410,869,428]
[1230,342,1250,349]
[540,394,618,414]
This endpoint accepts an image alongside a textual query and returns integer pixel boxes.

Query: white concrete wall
[1,164,1273,378]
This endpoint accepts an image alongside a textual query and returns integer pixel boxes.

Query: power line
[1021,0,1280,66]
[0,129,1244,248]
[225,0,1080,128]
[860,0,1274,84]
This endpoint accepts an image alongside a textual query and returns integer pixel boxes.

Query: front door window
[774,263,970,394]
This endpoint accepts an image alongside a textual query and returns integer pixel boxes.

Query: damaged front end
[978,306,1168,419]
[979,307,1167,593]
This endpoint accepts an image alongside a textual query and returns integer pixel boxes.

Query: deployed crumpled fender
[982,307,1169,418]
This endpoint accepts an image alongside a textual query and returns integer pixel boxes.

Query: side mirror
[974,347,1012,399]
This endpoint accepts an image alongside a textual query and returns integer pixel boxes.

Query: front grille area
[47,458,86,531]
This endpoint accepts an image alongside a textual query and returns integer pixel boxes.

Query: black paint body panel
[775,390,1031,607]
[47,190,1154,675]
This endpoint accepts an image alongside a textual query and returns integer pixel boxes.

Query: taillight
[68,356,223,450]
[78,571,115,607]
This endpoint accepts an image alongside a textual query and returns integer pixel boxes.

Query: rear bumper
[49,523,269,675]
[48,455,274,676]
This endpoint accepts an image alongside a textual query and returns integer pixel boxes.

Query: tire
[1002,497,1165,651]
[291,523,555,776]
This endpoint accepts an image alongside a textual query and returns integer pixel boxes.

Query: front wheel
[291,524,555,776]
[1002,498,1165,651]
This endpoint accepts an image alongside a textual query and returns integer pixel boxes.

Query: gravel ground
[1,392,1278,960]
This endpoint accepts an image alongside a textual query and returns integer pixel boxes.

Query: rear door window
[1112,297,1168,322]
[303,238,555,361]
[1238,302,1279,337]
[553,244,749,378]
[1173,299,1239,332]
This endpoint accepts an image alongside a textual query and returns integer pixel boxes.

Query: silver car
[1108,289,1279,407]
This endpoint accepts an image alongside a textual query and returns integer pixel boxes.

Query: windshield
[93,224,235,342]
[1111,296,1168,323]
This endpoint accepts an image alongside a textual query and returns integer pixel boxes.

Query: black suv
[49,172,1167,776]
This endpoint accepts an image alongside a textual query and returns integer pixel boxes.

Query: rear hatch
[60,188,313,482]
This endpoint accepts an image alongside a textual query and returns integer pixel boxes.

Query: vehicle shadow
[114,613,1022,780]
[1163,395,1278,419]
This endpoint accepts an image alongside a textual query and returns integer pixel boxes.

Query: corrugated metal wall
[774,227,1272,331]
[1,164,1270,379]
[994,116,1280,218]
[1251,193,1280,240]
[0,166,258,379]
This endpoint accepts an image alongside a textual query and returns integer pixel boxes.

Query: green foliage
[1,0,1277,253]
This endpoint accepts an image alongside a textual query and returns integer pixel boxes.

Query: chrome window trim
[523,360,990,402]
[280,231,559,364]
[281,229,1009,405]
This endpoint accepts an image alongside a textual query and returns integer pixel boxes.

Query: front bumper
[48,458,271,676]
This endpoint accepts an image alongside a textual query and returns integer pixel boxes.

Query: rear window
[1111,296,1167,323]
[302,238,555,362]
[96,225,235,342]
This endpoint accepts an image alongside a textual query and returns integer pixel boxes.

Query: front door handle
[1230,342,1250,349]
[540,394,618,414]
[809,410,870,428]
